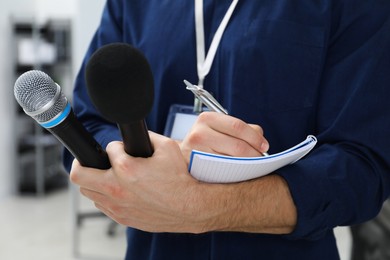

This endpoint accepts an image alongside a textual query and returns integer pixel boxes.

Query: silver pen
[184,80,228,114]
[184,80,269,156]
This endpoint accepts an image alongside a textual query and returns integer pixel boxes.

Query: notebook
[188,135,317,183]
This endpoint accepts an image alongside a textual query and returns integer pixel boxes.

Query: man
[65,1,390,259]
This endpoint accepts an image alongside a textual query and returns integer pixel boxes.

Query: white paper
[170,113,198,140]
[188,135,317,183]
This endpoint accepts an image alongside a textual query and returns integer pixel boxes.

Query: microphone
[85,43,154,157]
[14,70,111,170]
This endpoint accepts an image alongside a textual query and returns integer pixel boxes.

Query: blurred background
[1,0,386,259]
[0,0,106,197]
[0,1,127,259]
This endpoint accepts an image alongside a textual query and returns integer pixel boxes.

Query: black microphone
[85,43,154,157]
[14,70,111,170]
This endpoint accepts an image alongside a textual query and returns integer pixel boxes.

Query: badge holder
[164,80,227,140]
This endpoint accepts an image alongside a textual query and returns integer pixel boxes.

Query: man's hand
[180,112,269,164]
[70,115,296,234]
[71,132,206,233]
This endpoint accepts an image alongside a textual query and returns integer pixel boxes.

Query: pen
[184,80,269,156]
[184,80,228,114]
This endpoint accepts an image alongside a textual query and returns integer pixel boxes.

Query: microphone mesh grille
[14,70,68,123]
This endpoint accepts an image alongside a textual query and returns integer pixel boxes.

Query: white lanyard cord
[195,0,239,89]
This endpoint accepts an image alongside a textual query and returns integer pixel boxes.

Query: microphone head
[14,70,68,125]
[85,43,154,124]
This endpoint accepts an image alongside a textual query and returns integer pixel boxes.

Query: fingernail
[261,141,269,153]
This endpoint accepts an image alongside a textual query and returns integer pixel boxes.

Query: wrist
[187,182,234,233]
[187,175,297,234]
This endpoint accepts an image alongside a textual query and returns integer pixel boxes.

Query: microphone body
[48,108,111,169]
[86,43,155,158]
[14,70,111,170]
[119,121,153,157]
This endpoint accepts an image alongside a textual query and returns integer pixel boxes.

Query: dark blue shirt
[64,0,390,259]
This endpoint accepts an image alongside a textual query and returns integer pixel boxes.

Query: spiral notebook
[188,135,317,183]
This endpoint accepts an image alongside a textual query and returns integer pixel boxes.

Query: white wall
[0,0,35,197]
[0,0,105,198]
[72,0,106,82]
[34,0,76,22]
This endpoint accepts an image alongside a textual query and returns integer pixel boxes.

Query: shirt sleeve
[278,2,390,240]
[63,0,124,172]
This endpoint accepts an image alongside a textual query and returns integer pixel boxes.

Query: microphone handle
[48,109,111,169]
[118,120,153,157]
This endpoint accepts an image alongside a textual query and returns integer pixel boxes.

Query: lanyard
[194,0,239,111]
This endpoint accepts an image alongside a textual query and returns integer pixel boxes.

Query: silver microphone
[14,70,110,169]
[14,70,69,128]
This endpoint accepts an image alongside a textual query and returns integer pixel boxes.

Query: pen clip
[184,80,228,114]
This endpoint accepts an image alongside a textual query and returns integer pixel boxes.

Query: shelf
[14,22,49,35]
[18,133,60,153]
[12,17,72,196]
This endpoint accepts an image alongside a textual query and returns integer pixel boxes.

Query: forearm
[191,174,297,234]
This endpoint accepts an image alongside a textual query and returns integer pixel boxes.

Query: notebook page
[188,135,317,183]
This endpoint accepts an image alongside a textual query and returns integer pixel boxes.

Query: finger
[197,112,269,153]
[248,124,264,135]
[203,128,264,157]
[106,136,174,158]
[80,187,127,220]
[94,203,130,228]
[79,187,107,202]
[105,140,128,162]
[148,131,178,149]
[94,202,116,221]
[248,124,269,153]
[148,131,188,163]
[70,158,112,194]
[184,122,263,157]
[105,141,141,177]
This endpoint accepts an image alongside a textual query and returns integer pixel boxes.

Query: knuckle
[231,119,246,135]
[197,111,213,123]
[69,170,78,184]
[186,131,204,146]
[112,154,131,173]
[69,160,81,183]
[250,124,263,134]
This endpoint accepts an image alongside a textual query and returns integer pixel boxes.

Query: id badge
[164,104,203,141]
